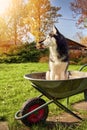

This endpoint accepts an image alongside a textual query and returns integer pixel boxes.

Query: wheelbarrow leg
[66,97,70,107]
[53,99,83,121]
[31,84,83,121]
[79,64,87,102]
[84,90,87,101]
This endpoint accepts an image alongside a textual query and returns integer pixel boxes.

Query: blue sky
[51,0,87,42]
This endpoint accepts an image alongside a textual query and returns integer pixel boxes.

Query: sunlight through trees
[0,0,61,46]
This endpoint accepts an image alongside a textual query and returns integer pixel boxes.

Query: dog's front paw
[46,71,50,80]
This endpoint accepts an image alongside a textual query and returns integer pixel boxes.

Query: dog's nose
[36,39,46,49]
[39,39,45,44]
[36,42,44,49]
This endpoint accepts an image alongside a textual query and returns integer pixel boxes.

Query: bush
[79,57,87,65]
[0,42,48,63]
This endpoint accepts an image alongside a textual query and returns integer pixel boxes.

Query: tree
[5,0,25,45]
[0,0,61,45]
[80,36,87,45]
[71,0,87,28]
[25,0,61,42]
[0,17,8,41]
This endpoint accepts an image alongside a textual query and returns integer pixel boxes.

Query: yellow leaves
[0,0,61,44]
[25,0,54,42]
[80,36,87,45]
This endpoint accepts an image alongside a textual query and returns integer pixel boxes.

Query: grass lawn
[0,63,87,130]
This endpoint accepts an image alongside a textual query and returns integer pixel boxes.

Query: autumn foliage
[0,0,61,48]
[71,0,87,27]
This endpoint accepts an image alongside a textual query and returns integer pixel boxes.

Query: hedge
[0,42,48,63]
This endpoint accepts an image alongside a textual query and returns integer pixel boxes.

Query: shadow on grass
[2,119,82,130]
[30,120,79,130]
[47,121,79,130]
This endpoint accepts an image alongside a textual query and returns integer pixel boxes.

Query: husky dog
[39,26,69,80]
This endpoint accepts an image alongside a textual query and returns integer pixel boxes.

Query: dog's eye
[49,33,54,37]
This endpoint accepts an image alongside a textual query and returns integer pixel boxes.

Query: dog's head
[38,26,61,48]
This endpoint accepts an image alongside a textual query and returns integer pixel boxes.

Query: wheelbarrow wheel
[21,98,49,127]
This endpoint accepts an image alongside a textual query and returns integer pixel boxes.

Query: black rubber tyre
[21,98,49,127]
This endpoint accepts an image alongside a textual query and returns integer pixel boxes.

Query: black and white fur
[40,26,69,80]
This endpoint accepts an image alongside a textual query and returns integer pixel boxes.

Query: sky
[23,0,87,43]
[51,0,87,42]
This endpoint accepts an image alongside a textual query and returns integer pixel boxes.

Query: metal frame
[32,83,83,121]
[15,82,83,121]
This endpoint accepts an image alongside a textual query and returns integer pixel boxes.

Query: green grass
[0,63,87,130]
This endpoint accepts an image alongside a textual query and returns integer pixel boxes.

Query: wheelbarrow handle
[15,99,53,120]
[79,64,87,71]
[15,109,35,120]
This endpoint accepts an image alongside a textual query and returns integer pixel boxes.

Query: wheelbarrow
[15,64,87,127]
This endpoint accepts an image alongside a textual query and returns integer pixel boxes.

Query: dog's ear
[53,26,59,35]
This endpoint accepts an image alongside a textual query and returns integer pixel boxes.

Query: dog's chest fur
[49,46,58,63]
[49,45,68,77]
